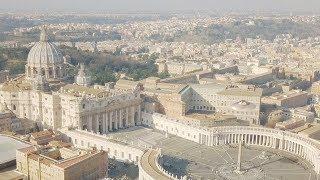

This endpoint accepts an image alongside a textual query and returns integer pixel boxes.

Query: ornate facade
[0,28,142,131]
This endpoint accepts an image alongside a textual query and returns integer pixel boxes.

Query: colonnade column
[45,68,49,79]
[95,114,99,133]
[119,109,123,128]
[78,117,83,130]
[138,105,141,125]
[215,136,219,145]
[102,113,106,134]
[126,107,129,128]
[88,115,92,131]
[52,67,56,78]
[131,106,135,126]
[109,112,112,131]
[279,138,284,150]
[114,111,118,130]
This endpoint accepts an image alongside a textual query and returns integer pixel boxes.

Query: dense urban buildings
[1,8,320,180]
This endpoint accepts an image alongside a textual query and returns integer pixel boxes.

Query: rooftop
[60,84,109,98]
[268,90,308,100]
[299,124,320,137]
[30,129,55,139]
[217,87,263,97]
[0,78,32,92]
[0,135,31,164]
[17,145,105,170]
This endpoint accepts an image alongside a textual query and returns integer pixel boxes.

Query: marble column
[115,110,119,130]
[119,109,123,128]
[131,106,135,126]
[223,135,228,144]
[88,115,92,131]
[138,105,141,125]
[95,114,99,133]
[45,68,49,79]
[259,135,262,146]
[102,113,106,134]
[105,112,109,133]
[126,107,129,127]
[79,117,83,130]
[285,141,288,151]
[299,145,303,156]
[109,112,113,131]
[215,136,219,145]
[52,67,56,78]
[279,139,283,150]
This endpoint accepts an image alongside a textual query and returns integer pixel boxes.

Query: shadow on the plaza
[108,158,139,179]
[161,155,189,177]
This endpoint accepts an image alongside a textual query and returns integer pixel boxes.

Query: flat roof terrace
[0,135,30,165]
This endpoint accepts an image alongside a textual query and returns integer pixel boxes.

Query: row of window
[72,138,139,162]
[192,106,215,111]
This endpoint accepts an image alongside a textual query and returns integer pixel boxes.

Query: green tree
[158,71,170,79]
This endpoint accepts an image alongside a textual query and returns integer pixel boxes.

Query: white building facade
[0,28,142,131]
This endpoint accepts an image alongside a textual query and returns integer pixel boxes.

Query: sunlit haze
[1,0,320,13]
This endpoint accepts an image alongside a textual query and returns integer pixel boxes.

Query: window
[13,105,16,110]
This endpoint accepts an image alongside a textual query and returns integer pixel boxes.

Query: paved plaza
[109,127,318,180]
[158,137,318,180]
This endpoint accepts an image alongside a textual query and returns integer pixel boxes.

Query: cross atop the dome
[40,25,49,42]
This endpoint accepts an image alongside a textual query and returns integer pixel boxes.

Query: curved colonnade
[198,126,320,174]
[149,113,320,176]
[138,149,187,180]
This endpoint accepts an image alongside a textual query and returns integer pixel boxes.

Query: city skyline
[1,2,320,179]
[1,0,320,13]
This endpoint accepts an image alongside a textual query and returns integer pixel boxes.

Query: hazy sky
[1,0,320,13]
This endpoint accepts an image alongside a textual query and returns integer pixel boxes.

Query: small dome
[27,28,63,68]
[231,100,256,111]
